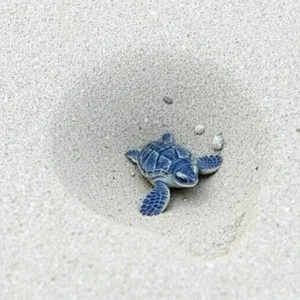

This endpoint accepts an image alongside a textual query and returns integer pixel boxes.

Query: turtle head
[173,159,198,187]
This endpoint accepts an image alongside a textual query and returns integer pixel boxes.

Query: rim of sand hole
[51,48,274,259]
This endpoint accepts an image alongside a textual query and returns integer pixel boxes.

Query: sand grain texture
[1,1,300,299]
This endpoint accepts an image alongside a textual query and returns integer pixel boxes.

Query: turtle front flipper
[125,149,140,163]
[139,181,170,216]
[197,154,223,175]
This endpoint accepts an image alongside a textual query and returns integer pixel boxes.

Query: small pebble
[131,172,135,177]
[194,124,205,135]
[212,132,225,150]
[163,96,173,105]
[149,10,157,16]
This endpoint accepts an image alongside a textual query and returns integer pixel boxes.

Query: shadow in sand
[51,48,272,258]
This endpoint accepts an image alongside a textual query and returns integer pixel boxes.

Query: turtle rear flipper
[161,132,175,143]
[139,181,170,216]
[125,149,140,163]
[197,154,223,175]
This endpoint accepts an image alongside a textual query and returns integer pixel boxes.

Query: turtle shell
[137,140,193,178]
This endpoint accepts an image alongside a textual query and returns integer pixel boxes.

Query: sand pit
[2,1,299,299]
[52,50,273,258]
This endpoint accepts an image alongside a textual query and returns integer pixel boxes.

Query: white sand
[1,1,300,299]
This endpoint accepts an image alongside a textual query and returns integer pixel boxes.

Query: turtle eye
[175,172,188,183]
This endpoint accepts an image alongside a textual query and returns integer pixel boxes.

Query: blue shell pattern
[137,140,193,178]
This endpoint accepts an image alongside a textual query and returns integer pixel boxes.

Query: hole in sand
[52,49,273,259]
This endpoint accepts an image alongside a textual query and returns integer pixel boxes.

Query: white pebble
[212,132,225,150]
[149,10,157,16]
[194,124,205,135]
[131,172,136,177]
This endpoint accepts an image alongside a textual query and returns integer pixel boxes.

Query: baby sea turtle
[125,133,223,216]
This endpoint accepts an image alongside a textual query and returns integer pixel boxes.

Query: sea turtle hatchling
[125,132,223,216]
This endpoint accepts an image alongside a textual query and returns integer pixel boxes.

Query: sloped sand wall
[52,50,273,258]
